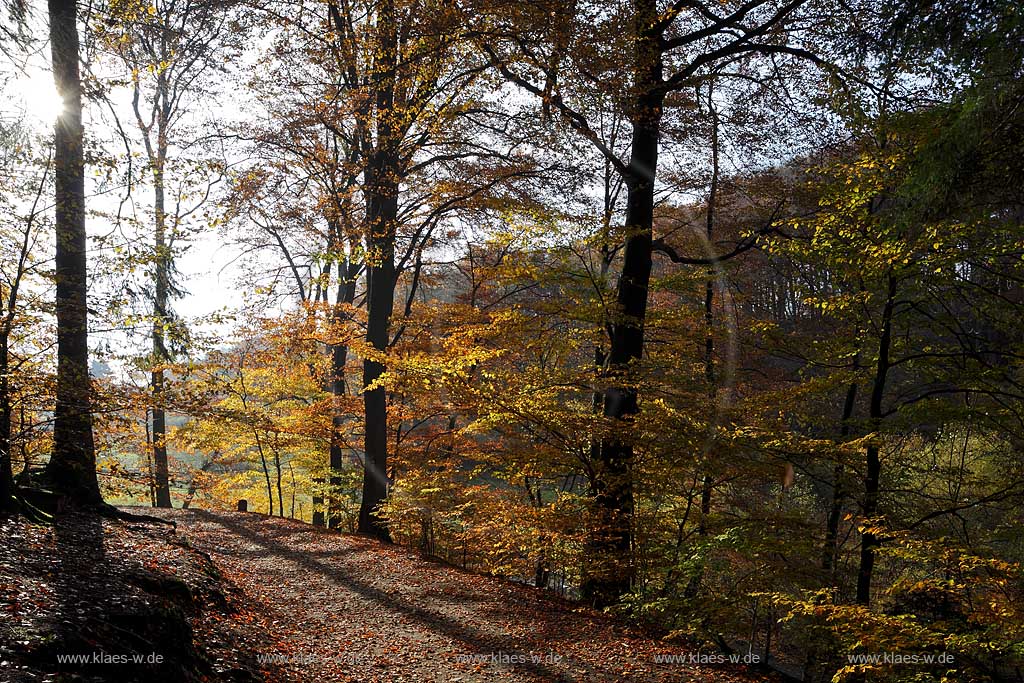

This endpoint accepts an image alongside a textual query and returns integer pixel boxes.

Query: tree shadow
[47,509,198,683]
[186,509,577,681]
[52,508,108,658]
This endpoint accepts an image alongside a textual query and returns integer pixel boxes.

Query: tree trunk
[357,0,398,542]
[581,0,664,606]
[823,376,858,575]
[684,80,720,600]
[312,476,325,526]
[253,429,274,515]
[534,545,551,589]
[274,450,283,517]
[328,257,358,528]
[856,275,896,605]
[150,72,172,508]
[0,340,14,512]
[151,152,171,507]
[358,177,397,540]
[45,0,100,505]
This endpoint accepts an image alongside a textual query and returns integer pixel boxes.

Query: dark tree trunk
[45,0,100,505]
[856,275,896,605]
[357,0,398,542]
[328,257,358,529]
[358,176,397,540]
[151,145,171,508]
[823,376,858,575]
[534,550,551,589]
[581,0,664,606]
[684,80,720,600]
[0,340,13,513]
[289,464,296,518]
[312,476,325,527]
[274,449,284,517]
[253,429,274,515]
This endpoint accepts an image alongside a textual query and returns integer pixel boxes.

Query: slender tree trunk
[253,429,274,515]
[685,81,720,600]
[274,450,283,517]
[534,537,551,589]
[582,0,664,606]
[823,375,858,575]
[856,274,896,605]
[328,256,358,528]
[694,272,715,545]
[702,78,719,394]
[0,339,14,512]
[288,463,296,519]
[45,0,100,505]
[151,164,171,507]
[588,183,616,494]
[150,77,172,508]
[19,405,28,473]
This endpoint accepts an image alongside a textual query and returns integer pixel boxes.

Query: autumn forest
[1,0,1023,681]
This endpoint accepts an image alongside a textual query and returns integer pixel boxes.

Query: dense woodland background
[2,0,1024,680]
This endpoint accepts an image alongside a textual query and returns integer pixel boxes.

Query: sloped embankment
[0,511,290,683]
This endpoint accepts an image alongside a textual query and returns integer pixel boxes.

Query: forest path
[147,509,770,683]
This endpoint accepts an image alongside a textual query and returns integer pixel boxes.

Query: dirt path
[149,509,771,683]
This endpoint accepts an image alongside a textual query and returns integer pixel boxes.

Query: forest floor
[1,508,780,683]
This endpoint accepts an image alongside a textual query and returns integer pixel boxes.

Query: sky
[4,58,249,377]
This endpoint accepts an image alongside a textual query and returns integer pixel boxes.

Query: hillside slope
[0,510,289,683]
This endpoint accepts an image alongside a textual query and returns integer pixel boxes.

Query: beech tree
[96,0,238,507]
[475,0,835,605]
[175,315,330,518]
[224,0,544,540]
[0,122,51,512]
[44,0,102,505]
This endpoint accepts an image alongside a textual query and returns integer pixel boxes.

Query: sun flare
[15,77,66,124]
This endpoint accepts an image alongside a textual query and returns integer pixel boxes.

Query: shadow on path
[186,509,575,682]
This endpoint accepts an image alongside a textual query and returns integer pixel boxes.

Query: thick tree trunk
[856,275,896,605]
[357,0,398,542]
[45,0,100,505]
[358,179,397,540]
[581,0,664,606]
